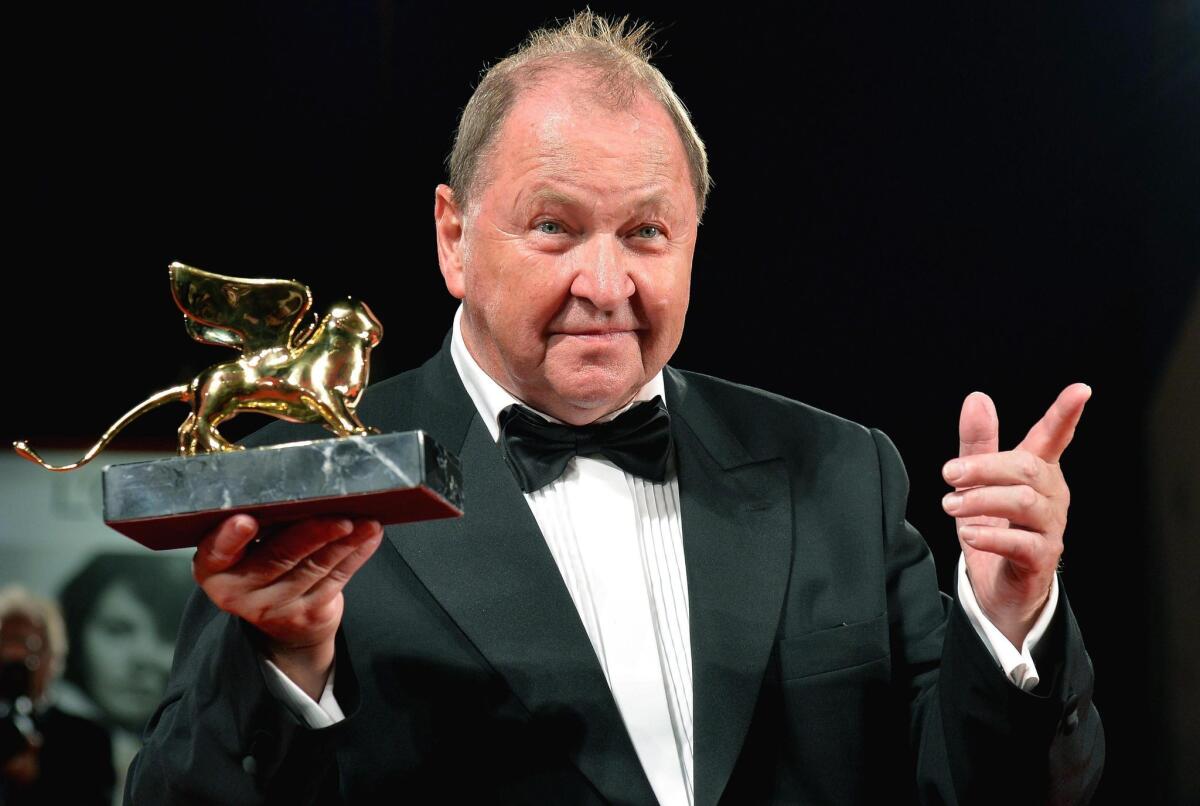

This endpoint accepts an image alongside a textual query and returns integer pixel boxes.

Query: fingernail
[235,517,255,538]
[959,525,978,544]
[943,493,962,512]
[943,460,963,482]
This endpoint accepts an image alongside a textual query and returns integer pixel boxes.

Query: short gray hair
[0,586,68,673]
[447,10,712,220]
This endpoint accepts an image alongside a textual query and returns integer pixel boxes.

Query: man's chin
[539,379,642,425]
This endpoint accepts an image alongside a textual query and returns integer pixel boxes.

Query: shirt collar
[449,304,666,443]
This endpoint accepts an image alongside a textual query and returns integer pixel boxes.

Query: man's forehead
[533,118,672,170]
[486,82,690,207]
[500,75,679,159]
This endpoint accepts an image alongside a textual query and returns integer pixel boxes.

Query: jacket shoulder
[668,367,883,460]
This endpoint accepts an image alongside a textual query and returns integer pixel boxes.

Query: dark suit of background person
[1,704,114,806]
[1,594,114,806]
[126,333,1104,805]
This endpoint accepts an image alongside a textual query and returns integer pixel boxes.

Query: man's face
[435,71,698,425]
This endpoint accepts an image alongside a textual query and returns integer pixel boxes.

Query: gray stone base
[102,431,462,550]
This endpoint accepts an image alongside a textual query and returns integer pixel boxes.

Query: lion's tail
[13,385,191,472]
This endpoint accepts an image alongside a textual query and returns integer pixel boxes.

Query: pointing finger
[958,391,999,460]
[1018,383,1092,463]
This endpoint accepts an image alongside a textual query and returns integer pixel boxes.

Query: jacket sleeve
[124,587,360,805]
[871,428,1104,805]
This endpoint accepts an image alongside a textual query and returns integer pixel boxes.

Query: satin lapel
[665,368,793,806]
[378,342,657,804]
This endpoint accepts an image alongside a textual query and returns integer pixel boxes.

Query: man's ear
[434,184,466,299]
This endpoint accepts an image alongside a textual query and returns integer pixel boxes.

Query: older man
[1,587,114,805]
[128,12,1103,804]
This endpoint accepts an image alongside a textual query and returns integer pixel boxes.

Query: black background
[9,3,1198,803]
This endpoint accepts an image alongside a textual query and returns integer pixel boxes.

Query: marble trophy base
[102,431,463,550]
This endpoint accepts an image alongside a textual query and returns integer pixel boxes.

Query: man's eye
[535,221,563,234]
[635,225,661,239]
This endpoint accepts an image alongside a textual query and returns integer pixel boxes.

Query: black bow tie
[498,396,672,493]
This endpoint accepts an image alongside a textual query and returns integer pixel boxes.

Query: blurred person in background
[55,553,191,804]
[1,586,113,805]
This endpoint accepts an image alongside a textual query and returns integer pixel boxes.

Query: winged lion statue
[14,262,383,470]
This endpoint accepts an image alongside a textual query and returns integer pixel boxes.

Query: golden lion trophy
[13,262,462,550]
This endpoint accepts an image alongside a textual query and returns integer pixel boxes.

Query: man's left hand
[941,383,1092,648]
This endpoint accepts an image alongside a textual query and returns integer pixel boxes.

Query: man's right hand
[193,514,384,700]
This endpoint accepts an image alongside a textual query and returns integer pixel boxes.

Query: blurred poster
[0,450,193,805]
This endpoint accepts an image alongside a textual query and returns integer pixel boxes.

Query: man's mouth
[552,329,639,344]
[560,329,632,337]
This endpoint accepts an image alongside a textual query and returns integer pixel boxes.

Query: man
[128,12,1103,804]
[1,587,114,805]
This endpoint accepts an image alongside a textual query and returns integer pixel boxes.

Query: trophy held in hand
[13,262,463,550]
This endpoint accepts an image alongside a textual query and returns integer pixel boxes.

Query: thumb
[959,391,999,458]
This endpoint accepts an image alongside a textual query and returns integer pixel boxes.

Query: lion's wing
[169,262,314,353]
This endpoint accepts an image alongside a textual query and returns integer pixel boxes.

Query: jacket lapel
[370,341,657,804]
[665,368,794,806]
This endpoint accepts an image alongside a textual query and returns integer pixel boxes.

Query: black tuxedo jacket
[127,340,1103,804]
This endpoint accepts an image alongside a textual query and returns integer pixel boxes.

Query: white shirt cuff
[956,553,1058,692]
[259,656,346,728]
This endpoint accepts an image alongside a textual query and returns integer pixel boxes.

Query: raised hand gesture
[941,384,1092,647]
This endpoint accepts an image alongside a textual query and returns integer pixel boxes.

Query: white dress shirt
[261,305,1058,804]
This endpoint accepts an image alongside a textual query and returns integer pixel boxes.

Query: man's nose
[569,234,635,311]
